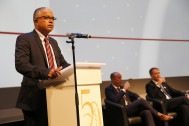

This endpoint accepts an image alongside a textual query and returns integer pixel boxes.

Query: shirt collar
[35,29,48,42]
[112,84,120,90]
[152,80,158,85]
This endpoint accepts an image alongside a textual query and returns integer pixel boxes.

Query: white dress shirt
[152,80,170,99]
[35,29,58,69]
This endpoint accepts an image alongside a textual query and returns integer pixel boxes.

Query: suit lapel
[110,84,119,94]
[162,83,171,95]
[33,30,48,67]
[110,84,128,99]
[111,84,127,105]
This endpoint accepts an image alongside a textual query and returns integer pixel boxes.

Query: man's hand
[157,77,166,86]
[48,66,62,79]
[123,81,130,91]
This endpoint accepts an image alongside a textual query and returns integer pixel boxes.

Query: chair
[146,95,178,126]
[104,99,143,126]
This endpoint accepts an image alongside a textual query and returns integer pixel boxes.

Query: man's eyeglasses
[35,16,57,21]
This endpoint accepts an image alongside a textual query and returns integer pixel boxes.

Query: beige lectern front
[44,62,105,126]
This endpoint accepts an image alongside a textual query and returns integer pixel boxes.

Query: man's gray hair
[33,7,49,22]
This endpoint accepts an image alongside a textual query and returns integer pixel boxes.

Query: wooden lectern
[43,62,105,126]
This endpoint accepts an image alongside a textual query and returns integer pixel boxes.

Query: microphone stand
[66,36,80,126]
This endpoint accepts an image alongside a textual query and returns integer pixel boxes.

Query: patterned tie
[44,37,55,69]
[117,87,131,105]
[160,85,172,99]
[117,87,121,92]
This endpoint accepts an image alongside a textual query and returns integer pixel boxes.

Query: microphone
[66,32,91,39]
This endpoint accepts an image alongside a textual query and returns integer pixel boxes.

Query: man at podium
[15,7,70,126]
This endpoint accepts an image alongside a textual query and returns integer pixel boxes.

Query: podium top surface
[75,62,106,69]
[40,62,106,87]
[60,62,106,74]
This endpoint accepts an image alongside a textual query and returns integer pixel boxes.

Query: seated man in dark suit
[146,67,189,126]
[105,72,173,126]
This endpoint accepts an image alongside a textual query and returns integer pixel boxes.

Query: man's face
[112,73,122,87]
[150,69,161,81]
[34,9,54,36]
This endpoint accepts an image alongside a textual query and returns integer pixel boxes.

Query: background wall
[1,0,189,87]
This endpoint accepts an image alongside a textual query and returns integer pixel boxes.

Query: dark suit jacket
[15,30,70,111]
[146,80,185,100]
[105,84,140,105]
